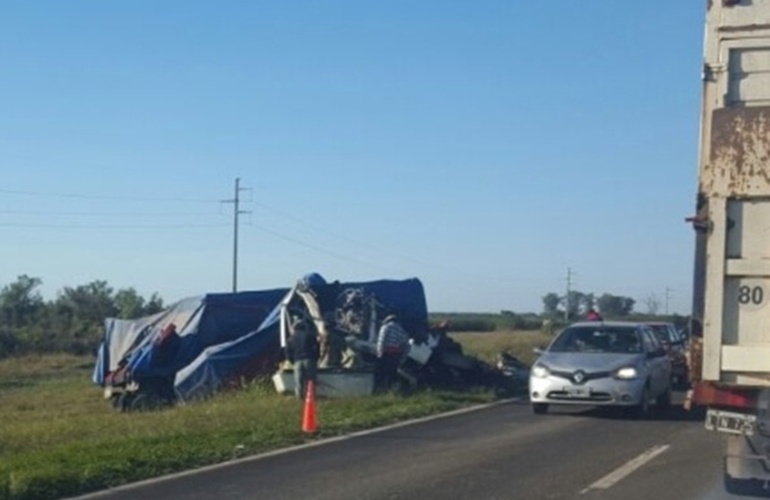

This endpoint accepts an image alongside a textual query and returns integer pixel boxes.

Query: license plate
[565,386,590,398]
[705,409,756,435]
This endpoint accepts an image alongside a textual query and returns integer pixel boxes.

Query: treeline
[542,291,636,319]
[429,311,544,332]
[0,275,164,359]
[428,311,689,335]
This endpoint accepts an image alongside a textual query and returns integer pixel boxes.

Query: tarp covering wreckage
[94,274,526,410]
[93,275,439,406]
[93,288,288,405]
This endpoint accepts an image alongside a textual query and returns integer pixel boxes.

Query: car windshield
[549,326,642,354]
[648,324,675,343]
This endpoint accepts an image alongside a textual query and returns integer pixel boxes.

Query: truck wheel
[117,393,133,412]
[532,403,549,415]
[130,393,164,412]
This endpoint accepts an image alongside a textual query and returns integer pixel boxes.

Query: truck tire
[532,403,549,415]
[130,393,165,412]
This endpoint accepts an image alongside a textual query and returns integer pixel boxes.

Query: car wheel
[532,403,549,415]
[656,386,672,411]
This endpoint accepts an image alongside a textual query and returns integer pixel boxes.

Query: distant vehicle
[529,322,672,417]
[647,322,688,387]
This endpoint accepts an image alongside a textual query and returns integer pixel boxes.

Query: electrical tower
[222,178,251,293]
[564,267,574,322]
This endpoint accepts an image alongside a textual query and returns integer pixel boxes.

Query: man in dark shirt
[285,318,320,400]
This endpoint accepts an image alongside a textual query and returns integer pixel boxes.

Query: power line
[0,209,228,218]
[0,188,219,204]
[250,224,397,274]
[0,222,228,229]
[254,200,516,286]
[249,222,523,296]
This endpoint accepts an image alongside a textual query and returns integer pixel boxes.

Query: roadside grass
[0,354,495,500]
[451,330,553,366]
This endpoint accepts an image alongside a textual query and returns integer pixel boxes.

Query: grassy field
[0,331,544,500]
[451,329,553,366]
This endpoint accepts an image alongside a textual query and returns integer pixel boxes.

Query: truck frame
[691,0,770,495]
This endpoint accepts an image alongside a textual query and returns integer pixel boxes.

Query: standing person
[375,314,410,392]
[285,318,320,400]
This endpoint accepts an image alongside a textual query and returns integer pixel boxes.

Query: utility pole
[222,178,251,293]
[565,267,573,322]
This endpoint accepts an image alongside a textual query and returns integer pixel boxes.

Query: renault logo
[573,370,586,384]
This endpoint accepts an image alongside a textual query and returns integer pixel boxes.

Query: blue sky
[0,1,703,313]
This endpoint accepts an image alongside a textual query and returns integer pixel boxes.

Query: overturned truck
[93,274,520,410]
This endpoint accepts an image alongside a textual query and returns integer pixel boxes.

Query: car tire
[656,386,672,411]
[532,403,549,415]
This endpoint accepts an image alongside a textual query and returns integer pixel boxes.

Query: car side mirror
[533,347,544,356]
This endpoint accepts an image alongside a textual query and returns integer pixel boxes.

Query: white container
[272,369,374,397]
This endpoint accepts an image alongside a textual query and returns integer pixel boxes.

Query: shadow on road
[524,391,708,423]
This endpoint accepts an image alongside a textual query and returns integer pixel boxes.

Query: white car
[529,322,672,417]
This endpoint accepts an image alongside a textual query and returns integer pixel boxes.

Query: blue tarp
[92,289,288,386]
[94,275,428,402]
[174,277,428,401]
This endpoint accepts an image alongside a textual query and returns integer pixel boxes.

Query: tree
[0,275,44,328]
[620,297,636,316]
[597,294,636,317]
[542,293,561,317]
[644,294,661,315]
[565,290,584,320]
[144,293,164,316]
[114,288,146,319]
[55,280,119,352]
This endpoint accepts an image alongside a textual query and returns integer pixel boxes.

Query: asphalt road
[79,394,762,500]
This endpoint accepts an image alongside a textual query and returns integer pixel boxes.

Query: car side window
[641,329,661,353]
[669,325,681,344]
[646,329,665,353]
[639,329,654,353]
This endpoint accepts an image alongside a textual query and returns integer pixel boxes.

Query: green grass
[0,354,495,500]
[451,330,553,366]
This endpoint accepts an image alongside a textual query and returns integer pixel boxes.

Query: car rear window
[549,326,642,354]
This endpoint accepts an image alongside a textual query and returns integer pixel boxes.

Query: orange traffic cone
[302,380,318,434]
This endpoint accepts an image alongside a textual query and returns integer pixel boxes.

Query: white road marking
[580,444,670,494]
